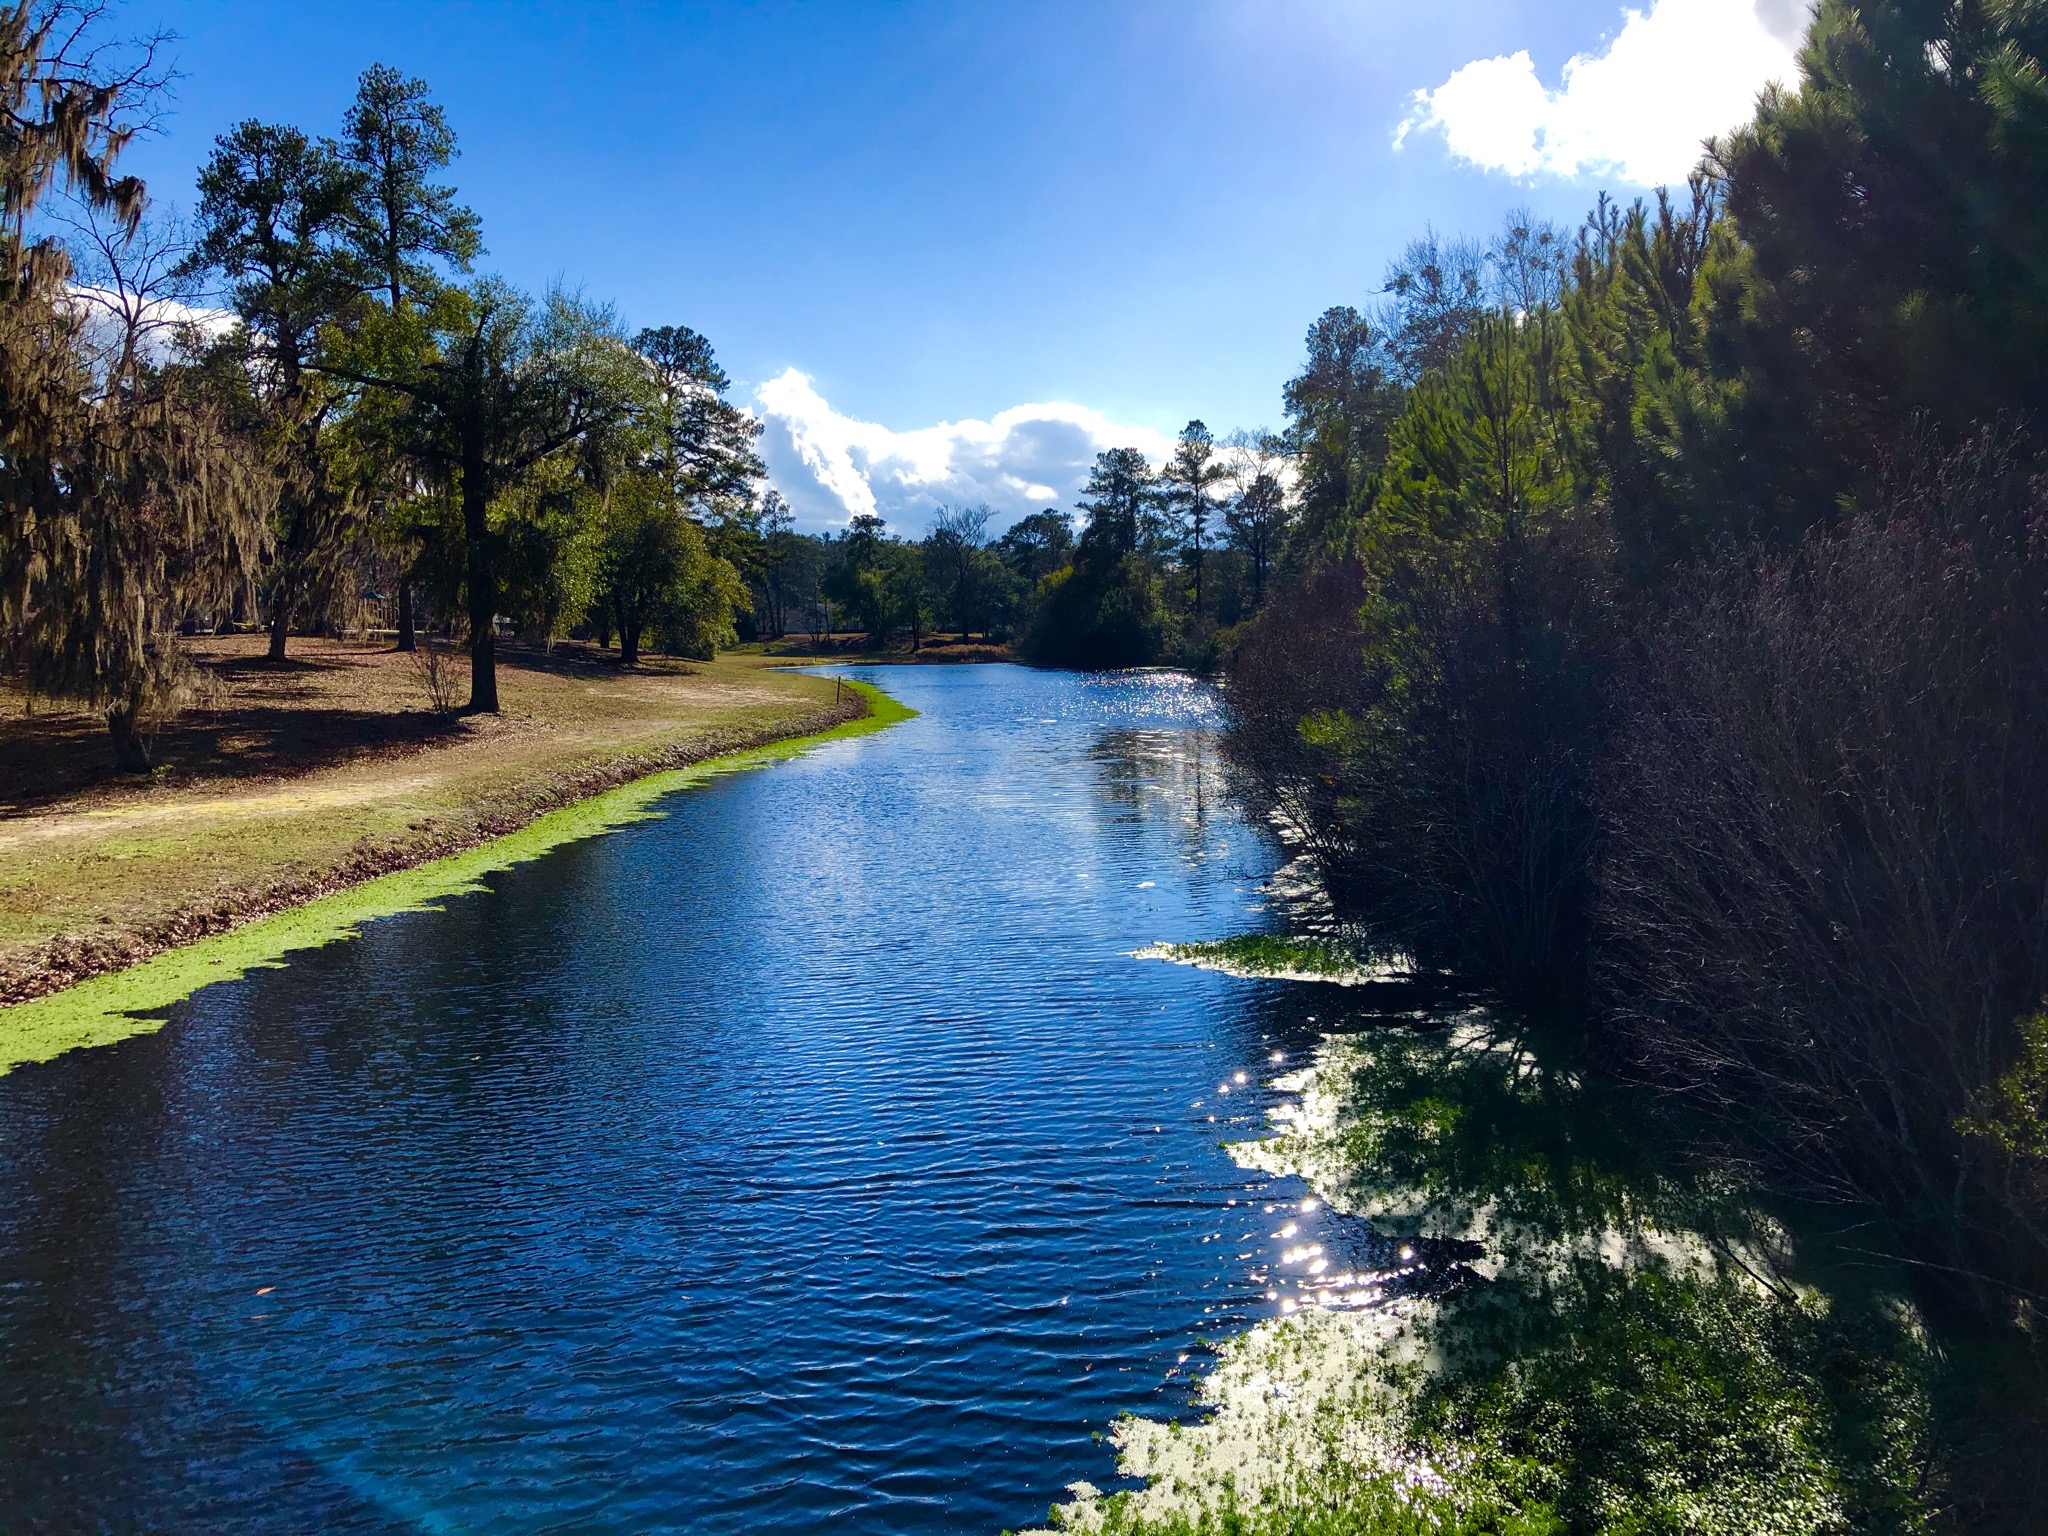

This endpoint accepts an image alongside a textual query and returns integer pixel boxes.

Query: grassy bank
[0,675,909,1078]
[0,637,901,1013]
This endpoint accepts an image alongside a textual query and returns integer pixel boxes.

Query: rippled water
[0,665,1358,1535]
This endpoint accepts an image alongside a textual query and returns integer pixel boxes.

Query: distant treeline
[754,425,1291,664]
[1222,0,2048,1309]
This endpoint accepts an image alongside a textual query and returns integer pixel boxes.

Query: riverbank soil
[736,633,1013,664]
[0,637,855,1004]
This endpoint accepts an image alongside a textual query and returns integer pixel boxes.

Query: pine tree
[1282,307,1397,555]
[342,63,482,650]
[1160,419,1227,619]
[1222,431,1293,610]
[343,65,480,315]
[1074,447,1154,561]
[187,119,372,659]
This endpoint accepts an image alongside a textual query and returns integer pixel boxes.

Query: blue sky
[117,1,1805,528]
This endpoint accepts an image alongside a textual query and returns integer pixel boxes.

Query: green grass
[1049,1477,1562,1536]
[0,678,912,1076]
[0,646,856,975]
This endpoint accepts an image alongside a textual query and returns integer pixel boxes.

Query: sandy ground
[0,637,853,1003]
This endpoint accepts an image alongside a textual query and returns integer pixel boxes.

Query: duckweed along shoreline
[0,679,913,1077]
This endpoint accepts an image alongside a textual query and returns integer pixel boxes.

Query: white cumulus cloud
[63,285,237,363]
[1395,0,1805,186]
[754,367,1177,533]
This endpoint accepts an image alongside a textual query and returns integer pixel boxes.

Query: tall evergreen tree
[342,64,480,315]
[1160,419,1226,619]
[187,119,371,659]
[1074,447,1155,560]
[1282,307,1397,555]
[632,324,764,510]
[756,489,799,638]
[630,324,765,601]
[1222,430,1293,610]
[342,63,482,650]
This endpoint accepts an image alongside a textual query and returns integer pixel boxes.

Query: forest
[1202,0,2048,1318]
[0,0,1299,774]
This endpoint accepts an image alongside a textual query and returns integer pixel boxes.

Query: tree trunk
[107,701,151,774]
[620,618,640,665]
[1500,505,1522,653]
[396,579,417,652]
[463,451,499,713]
[267,595,292,661]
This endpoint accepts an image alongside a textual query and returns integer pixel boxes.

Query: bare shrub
[1222,556,1381,886]
[1225,519,1619,1004]
[1600,434,2048,1295]
[405,639,462,718]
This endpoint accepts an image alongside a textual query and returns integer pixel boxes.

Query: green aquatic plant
[1141,935,1391,984]
[1060,1475,1562,1535]
[0,679,913,1075]
[1237,1013,1674,1253]
[1316,1024,1937,1531]
[1407,1266,1937,1536]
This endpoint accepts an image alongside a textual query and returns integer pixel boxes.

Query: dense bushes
[1601,440,2048,1290]
[1019,554,1168,668]
[1233,409,2048,1304]
[1228,524,1615,1005]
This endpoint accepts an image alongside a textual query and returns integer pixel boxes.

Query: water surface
[0,665,1346,1534]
